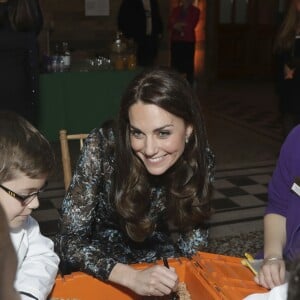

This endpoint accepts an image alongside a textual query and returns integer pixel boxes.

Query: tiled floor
[209,164,275,238]
[201,80,283,142]
[206,99,282,141]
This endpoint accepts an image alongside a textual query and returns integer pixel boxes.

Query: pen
[241,258,258,276]
[163,257,170,268]
[162,257,179,300]
[245,252,254,262]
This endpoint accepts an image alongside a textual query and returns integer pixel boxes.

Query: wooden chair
[59,129,88,190]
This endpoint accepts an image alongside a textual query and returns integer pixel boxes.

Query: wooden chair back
[59,129,88,190]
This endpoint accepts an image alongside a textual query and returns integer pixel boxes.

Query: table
[38,69,139,141]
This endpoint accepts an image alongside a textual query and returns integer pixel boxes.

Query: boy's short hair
[0,111,55,183]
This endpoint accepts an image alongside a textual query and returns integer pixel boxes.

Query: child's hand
[254,258,285,289]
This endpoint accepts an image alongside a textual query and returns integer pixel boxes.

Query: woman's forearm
[108,263,137,290]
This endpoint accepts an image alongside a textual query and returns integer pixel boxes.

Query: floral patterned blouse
[56,125,214,281]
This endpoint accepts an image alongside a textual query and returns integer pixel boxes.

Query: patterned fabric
[56,125,214,281]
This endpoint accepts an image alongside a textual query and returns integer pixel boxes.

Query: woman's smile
[146,154,167,163]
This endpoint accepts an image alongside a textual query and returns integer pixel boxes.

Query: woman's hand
[254,258,286,289]
[129,265,179,296]
[260,214,287,289]
[109,263,178,296]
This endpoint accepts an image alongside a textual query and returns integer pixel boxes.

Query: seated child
[0,111,59,300]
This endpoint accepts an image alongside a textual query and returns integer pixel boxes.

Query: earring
[185,136,189,144]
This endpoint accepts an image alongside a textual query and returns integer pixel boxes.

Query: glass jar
[110,32,127,70]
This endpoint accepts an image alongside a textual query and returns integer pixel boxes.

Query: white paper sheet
[85,0,109,16]
[243,283,288,300]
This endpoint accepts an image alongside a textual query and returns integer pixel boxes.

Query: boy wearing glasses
[0,111,59,300]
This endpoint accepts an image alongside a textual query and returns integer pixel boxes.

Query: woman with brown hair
[56,67,214,297]
[0,0,43,125]
[274,0,300,136]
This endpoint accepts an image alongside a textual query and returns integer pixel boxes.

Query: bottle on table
[110,31,127,70]
[126,39,137,70]
[62,42,71,71]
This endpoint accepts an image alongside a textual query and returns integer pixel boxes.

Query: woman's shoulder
[87,120,116,141]
[85,120,117,158]
[279,125,300,163]
[283,125,300,149]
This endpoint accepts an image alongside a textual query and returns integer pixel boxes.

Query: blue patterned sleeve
[57,127,118,281]
[177,228,209,257]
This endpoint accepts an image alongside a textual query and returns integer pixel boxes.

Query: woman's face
[129,101,193,176]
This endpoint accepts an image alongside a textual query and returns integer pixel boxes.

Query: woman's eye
[130,130,143,139]
[159,131,171,138]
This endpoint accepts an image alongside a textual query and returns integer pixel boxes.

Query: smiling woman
[56,67,215,298]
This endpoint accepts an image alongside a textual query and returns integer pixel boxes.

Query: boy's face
[0,172,47,230]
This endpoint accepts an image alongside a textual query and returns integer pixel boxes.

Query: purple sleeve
[266,125,300,216]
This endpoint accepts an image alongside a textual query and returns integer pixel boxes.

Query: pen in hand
[162,257,179,300]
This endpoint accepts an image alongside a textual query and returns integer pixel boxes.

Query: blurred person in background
[169,0,200,85]
[274,0,300,136]
[0,0,43,125]
[118,0,163,67]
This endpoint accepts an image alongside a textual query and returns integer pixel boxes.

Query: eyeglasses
[0,182,48,206]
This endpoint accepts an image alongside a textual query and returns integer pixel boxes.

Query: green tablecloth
[38,69,139,141]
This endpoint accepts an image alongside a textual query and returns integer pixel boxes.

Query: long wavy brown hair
[114,67,213,242]
[274,0,300,53]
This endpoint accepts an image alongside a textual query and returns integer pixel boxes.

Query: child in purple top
[256,125,300,289]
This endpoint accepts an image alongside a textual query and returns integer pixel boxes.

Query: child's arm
[14,217,59,300]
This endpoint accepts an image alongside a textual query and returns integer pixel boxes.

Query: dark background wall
[39,0,285,81]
